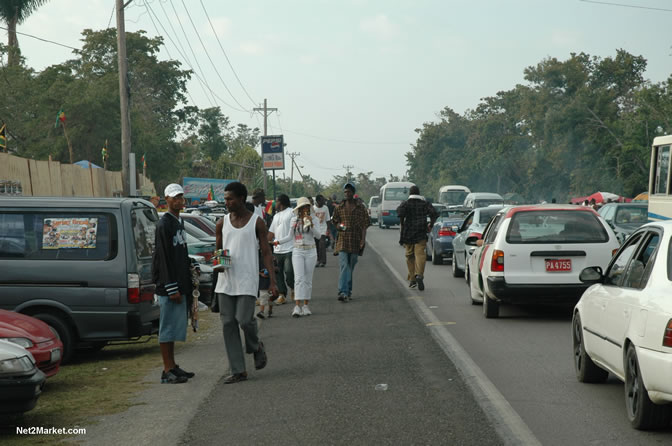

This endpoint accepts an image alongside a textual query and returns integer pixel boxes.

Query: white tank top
[214,213,260,297]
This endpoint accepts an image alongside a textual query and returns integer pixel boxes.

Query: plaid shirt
[397,197,438,244]
[332,200,370,253]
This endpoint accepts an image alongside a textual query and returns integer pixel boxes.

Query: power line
[579,0,672,12]
[0,26,78,51]
[179,0,251,112]
[107,4,115,28]
[199,0,257,106]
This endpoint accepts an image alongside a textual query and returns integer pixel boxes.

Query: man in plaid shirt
[397,185,438,291]
[331,182,370,301]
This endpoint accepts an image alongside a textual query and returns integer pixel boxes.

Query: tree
[0,0,50,66]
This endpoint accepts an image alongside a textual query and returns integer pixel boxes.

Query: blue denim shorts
[158,295,187,342]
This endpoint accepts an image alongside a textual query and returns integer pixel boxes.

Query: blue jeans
[338,252,359,296]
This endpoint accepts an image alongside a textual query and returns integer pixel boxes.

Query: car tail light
[663,319,672,348]
[612,248,619,257]
[438,228,456,237]
[382,211,390,216]
[491,250,504,272]
[127,273,140,304]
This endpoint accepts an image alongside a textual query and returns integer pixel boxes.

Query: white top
[268,207,295,254]
[254,204,264,220]
[214,213,260,297]
[313,205,330,236]
[277,216,320,249]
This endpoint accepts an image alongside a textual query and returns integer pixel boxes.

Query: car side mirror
[579,266,604,284]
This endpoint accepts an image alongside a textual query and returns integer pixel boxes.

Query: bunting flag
[141,153,147,169]
[265,200,274,216]
[101,139,108,161]
[0,124,6,150]
[206,184,215,201]
[54,109,66,128]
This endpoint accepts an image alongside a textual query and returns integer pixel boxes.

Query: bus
[438,185,471,207]
[377,181,415,228]
[648,135,672,221]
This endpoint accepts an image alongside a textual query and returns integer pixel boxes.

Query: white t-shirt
[268,207,294,254]
[313,205,330,236]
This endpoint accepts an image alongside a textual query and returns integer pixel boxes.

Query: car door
[582,232,644,368]
[600,230,660,374]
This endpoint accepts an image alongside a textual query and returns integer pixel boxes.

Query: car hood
[0,310,53,343]
[0,339,35,362]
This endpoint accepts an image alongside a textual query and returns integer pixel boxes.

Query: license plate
[545,259,571,272]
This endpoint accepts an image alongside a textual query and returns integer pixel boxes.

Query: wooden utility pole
[253,98,278,191]
[116,0,132,196]
[61,121,74,164]
[343,164,354,182]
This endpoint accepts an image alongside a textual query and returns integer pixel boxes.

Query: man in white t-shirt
[313,194,333,267]
[267,194,294,304]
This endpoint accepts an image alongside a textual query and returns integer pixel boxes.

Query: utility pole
[287,151,300,195]
[253,98,278,192]
[116,0,132,196]
[343,164,354,182]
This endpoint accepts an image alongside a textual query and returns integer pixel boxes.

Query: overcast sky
[13,0,672,184]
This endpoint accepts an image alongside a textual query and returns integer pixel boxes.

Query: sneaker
[256,311,266,319]
[254,342,267,370]
[292,305,302,317]
[275,295,286,305]
[337,293,347,302]
[223,372,248,384]
[416,275,425,291]
[409,281,417,288]
[161,370,188,384]
[302,305,312,316]
[173,365,195,379]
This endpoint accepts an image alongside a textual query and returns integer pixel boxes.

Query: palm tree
[0,0,50,66]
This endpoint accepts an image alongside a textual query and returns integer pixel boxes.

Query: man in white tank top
[215,182,278,384]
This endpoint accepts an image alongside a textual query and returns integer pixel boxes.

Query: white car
[451,206,502,278]
[572,222,672,429]
[466,205,619,317]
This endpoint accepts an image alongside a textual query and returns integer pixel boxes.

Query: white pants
[292,248,317,301]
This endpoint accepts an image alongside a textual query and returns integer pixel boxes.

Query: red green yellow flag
[55,109,66,128]
[141,153,147,169]
[206,184,215,201]
[265,200,274,216]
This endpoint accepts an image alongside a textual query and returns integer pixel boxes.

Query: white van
[463,192,504,209]
[377,181,415,228]
[438,185,471,207]
[368,195,380,224]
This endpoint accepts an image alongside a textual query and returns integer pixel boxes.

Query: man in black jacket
[152,183,195,384]
[397,185,438,291]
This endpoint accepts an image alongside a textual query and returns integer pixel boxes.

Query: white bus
[648,135,672,221]
[438,185,471,207]
[377,181,415,228]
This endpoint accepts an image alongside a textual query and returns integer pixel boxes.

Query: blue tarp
[74,160,102,169]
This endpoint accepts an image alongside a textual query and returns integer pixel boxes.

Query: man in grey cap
[331,182,370,301]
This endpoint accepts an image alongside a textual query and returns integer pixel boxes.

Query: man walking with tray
[215,182,278,384]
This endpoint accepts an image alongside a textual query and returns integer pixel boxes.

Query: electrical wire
[0,26,78,51]
[579,0,672,12]
[179,0,251,112]
[107,4,115,28]
[199,0,257,106]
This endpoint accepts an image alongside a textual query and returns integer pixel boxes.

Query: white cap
[164,183,184,198]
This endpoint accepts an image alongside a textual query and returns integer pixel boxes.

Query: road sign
[261,135,284,171]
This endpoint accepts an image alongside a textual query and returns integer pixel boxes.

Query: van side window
[0,212,116,260]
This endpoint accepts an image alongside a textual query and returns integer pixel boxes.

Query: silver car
[451,206,503,278]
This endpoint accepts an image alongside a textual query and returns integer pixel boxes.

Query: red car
[0,310,63,378]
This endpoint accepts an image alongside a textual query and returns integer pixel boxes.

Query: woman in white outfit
[274,197,320,317]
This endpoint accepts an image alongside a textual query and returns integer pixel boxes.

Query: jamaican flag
[0,124,6,150]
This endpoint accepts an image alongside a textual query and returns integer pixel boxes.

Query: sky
[11,0,672,184]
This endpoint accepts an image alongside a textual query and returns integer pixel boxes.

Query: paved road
[366,226,672,445]
[181,247,502,445]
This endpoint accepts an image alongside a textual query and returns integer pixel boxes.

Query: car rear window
[0,212,116,260]
[506,210,609,244]
[384,188,410,200]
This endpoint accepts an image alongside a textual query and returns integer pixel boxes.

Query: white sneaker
[301,305,312,316]
[292,305,302,318]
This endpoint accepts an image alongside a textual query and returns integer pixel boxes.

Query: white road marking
[369,240,541,446]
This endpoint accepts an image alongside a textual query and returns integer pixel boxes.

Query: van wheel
[33,312,76,364]
[431,249,441,265]
[483,294,499,318]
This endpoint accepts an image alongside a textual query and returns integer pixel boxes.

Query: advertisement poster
[261,135,285,170]
[42,218,98,249]
[182,177,234,200]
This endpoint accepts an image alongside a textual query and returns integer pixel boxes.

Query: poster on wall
[42,218,98,249]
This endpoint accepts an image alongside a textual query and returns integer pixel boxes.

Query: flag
[206,184,215,201]
[101,139,108,161]
[141,153,147,169]
[265,200,274,216]
[55,109,66,128]
[0,124,6,150]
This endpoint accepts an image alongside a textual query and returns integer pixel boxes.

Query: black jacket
[152,213,192,299]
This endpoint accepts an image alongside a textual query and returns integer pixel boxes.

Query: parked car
[186,232,216,264]
[466,205,619,317]
[0,197,161,363]
[426,211,466,265]
[572,222,672,429]
[0,340,46,414]
[0,310,63,378]
[181,213,217,237]
[451,206,503,278]
[597,203,648,244]
[368,195,380,224]
[438,185,471,207]
[463,192,504,210]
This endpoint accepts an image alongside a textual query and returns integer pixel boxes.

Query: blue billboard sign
[182,177,234,200]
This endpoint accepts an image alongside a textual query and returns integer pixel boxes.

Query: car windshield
[474,199,503,208]
[439,191,468,206]
[478,208,500,224]
[506,210,609,244]
[614,207,648,225]
[384,187,410,200]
